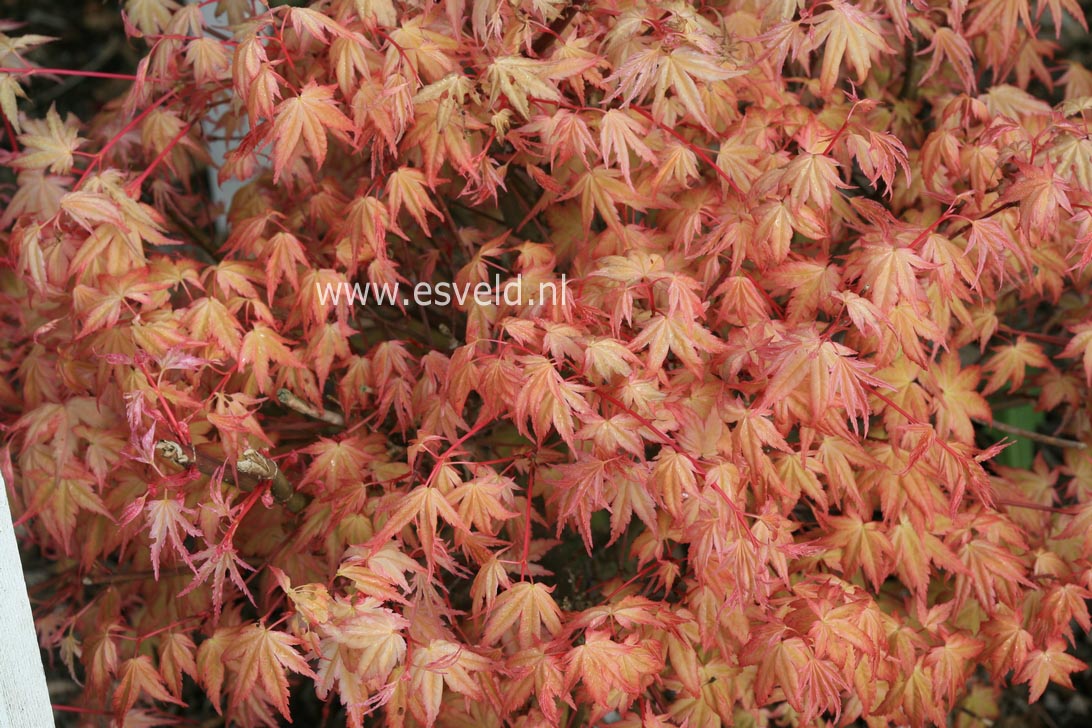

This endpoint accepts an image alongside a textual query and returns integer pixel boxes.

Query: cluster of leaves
[4,0,1092,725]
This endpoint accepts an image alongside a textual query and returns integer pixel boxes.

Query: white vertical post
[0,474,55,727]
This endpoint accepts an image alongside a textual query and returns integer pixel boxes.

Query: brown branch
[994,497,1082,516]
[974,418,1086,450]
[898,29,925,101]
[996,324,1070,346]
[449,199,506,226]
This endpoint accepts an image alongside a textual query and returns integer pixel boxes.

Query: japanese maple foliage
[4,0,1092,726]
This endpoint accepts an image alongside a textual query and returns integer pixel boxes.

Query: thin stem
[449,199,506,225]
[51,706,113,716]
[82,566,191,586]
[946,200,1019,240]
[134,356,189,445]
[630,106,744,197]
[0,67,138,81]
[1,110,17,152]
[531,0,586,57]
[601,560,660,601]
[221,480,271,548]
[125,119,198,194]
[520,463,536,581]
[75,90,177,188]
[994,497,1082,516]
[35,35,123,107]
[975,417,1086,450]
[996,324,1070,346]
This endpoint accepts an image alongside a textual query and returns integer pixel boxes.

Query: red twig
[126,119,197,195]
[221,480,272,549]
[75,90,178,189]
[134,355,189,445]
[630,106,744,197]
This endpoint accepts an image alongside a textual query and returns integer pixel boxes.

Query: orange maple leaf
[271,82,354,181]
[238,324,303,394]
[225,623,317,719]
[483,581,563,647]
[924,353,991,445]
[1016,641,1087,702]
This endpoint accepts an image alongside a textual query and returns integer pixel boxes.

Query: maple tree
[3,0,1092,726]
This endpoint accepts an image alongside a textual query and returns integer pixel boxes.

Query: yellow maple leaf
[809,0,894,96]
[15,105,85,174]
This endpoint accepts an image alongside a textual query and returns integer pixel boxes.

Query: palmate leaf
[783,152,851,211]
[262,231,309,302]
[386,166,442,232]
[514,355,591,445]
[850,241,932,312]
[144,494,200,580]
[28,459,113,554]
[926,633,984,707]
[919,27,977,92]
[158,632,198,699]
[1016,642,1088,702]
[486,56,563,118]
[298,435,376,492]
[238,323,303,394]
[271,82,354,181]
[809,0,894,96]
[185,296,244,358]
[598,109,656,187]
[605,45,744,130]
[482,581,562,648]
[180,542,256,621]
[823,514,893,589]
[366,484,470,567]
[0,72,27,135]
[924,353,992,445]
[744,628,843,721]
[629,311,723,375]
[113,655,184,717]
[1003,162,1073,239]
[564,630,663,705]
[758,327,886,433]
[406,640,491,726]
[1060,322,1092,385]
[983,337,1050,394]
[967,0,1035,48]
[319,597,408,681]
[561,166,649,236]
[226,623,317,720]
[14,105,84,174]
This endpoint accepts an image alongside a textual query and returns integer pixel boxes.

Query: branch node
[277,387,346,427]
